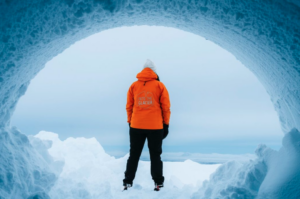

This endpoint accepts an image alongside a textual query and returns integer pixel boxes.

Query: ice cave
[1,0,300,198]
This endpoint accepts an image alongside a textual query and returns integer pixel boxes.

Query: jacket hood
[136,68,158,82]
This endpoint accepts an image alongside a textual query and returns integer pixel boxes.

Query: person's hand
[129,123,131,128]
[163,124,169,139]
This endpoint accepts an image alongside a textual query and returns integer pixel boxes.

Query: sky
[11,26,283,156]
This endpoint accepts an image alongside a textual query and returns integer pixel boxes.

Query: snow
[193,128,300,199]
[257,128,300,198]
[193,151,267,198]
[0,128,59,199]
[0,0,300,198]
[34,131,220,199]
[2,128,300,198]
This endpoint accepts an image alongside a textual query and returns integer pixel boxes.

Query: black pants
[123,127,164,185]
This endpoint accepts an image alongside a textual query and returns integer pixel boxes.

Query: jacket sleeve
[159,82,171,125]
[126,83,134,124]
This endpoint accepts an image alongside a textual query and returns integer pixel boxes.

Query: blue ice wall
[192,128,300,199]
[0,127,60,198]
[0,0,300,132]
[0,0,300,198]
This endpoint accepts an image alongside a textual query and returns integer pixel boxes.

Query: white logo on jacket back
[136,91,153,109]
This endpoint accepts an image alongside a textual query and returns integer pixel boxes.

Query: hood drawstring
[144,81,147,86]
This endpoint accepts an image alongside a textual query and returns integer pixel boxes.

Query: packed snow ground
[33,131,220,199]
[3,128,300,198]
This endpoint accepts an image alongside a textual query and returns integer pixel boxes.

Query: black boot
[154,183,164,191]
[122,183,132,191]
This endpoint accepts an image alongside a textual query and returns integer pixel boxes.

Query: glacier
[1,0,300,198]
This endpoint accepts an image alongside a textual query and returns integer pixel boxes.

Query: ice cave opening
[8,25,285,199]
[1,0,300,198]
[11,25,283,157]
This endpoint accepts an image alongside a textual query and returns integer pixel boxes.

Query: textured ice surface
[192,128,300,199]
[1,0,300,198]
[0,128,61,199]
[192,147,268,198]
[0,0,300,132]
[257,128,300,199]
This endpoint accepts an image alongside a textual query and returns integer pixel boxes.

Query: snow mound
[257,128,300,199]
[34,131,220,199]
[193,128,300,199]
[0,128,61,199]
[2,129,300,198]
[192,148,268,198]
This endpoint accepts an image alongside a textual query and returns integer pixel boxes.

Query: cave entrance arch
[1,0,300,133]
[1,0,300,198]
[11,25,283,156]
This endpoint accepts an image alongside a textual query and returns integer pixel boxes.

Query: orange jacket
[126,68,171,129]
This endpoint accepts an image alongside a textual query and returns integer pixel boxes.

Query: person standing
[123,59,171,191]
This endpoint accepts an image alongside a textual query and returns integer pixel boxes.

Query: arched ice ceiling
[0,0,300,198]
[1,0,300,133]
